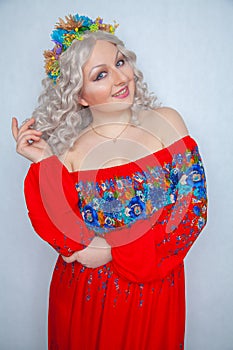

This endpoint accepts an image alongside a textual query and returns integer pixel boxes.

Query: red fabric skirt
[48,256,185,350]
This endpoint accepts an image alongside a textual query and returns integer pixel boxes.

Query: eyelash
[94,58,126,81]
[95,72,107,81]
[116,59,125,67]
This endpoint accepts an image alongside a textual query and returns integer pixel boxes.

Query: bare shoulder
[139,106,189,147]
[154,107,189,137]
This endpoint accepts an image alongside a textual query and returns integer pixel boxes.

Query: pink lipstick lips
[112,86,129,98]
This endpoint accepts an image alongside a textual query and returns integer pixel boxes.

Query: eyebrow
[88,50,121,78]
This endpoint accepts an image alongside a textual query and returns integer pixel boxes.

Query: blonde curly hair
[32,31,159,155]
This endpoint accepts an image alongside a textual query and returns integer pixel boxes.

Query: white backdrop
[1,0,233,349]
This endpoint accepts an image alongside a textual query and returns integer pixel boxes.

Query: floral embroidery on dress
[75,146,207,236]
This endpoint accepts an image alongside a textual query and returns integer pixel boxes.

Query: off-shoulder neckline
[65,134,196,175]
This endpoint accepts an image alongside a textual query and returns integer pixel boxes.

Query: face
[79,40,135,113]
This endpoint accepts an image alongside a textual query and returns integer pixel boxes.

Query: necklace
[91,121,130,143]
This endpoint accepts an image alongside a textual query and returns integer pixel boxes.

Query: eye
[94,71,107,81]
[116,59,125,67]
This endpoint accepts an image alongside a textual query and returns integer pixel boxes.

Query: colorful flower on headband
[44,13,119,84]
[73,14,93,27]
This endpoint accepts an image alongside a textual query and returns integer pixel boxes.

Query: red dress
[24,135,207,350]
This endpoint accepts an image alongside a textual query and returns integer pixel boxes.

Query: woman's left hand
[62,237,112,268]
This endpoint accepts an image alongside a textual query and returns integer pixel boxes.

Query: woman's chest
[67,126,164,172]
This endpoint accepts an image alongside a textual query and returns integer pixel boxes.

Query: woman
[12,13,207,350]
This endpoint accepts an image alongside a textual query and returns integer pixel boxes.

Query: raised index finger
[11,117,19,141]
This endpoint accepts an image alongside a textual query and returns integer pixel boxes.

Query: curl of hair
[32,31,160,155]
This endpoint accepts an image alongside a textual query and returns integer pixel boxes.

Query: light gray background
[1,0,233,349]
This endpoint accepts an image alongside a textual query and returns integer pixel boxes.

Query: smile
[112,86,129,98]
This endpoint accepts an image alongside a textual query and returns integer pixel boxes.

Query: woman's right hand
[62,237,112,268]
[12,117,53,163]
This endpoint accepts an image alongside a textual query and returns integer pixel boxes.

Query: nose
[112,67,128,86]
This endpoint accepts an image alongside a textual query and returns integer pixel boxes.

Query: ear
[78,95,89,107]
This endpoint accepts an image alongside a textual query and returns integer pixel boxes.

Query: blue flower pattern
[75,146,207,234]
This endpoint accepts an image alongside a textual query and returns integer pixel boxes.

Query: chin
[91,101,133,114]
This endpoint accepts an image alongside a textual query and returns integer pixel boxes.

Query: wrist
[88,237,111,249]
[34,152,54,163]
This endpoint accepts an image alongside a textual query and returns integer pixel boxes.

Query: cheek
[125,67,136,90]
[124,64,134,78]
[83,83,111,103]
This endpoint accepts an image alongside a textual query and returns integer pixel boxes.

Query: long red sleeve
[109,138,207,282]
[24,156,91,256]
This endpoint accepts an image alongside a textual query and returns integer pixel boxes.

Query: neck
[91,107,132,127]
[90,108,132,141]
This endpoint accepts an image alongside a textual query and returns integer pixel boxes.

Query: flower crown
[44,13,119,84]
